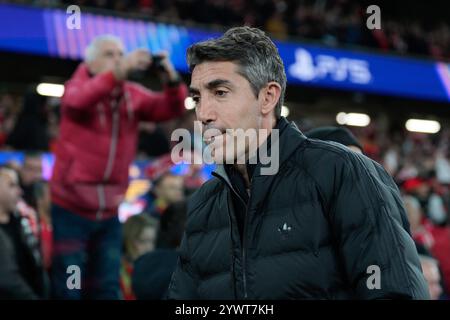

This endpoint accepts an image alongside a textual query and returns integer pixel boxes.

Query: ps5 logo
[289,48,372,84]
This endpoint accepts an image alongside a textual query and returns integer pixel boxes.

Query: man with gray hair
[419,255,443,300]
[168,26,429,299]
[50,35,187,299]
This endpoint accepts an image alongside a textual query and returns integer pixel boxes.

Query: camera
[128,53,166,80]
[149,54,165,72]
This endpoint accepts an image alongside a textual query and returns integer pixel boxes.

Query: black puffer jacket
[0,212,49,299]
[168,117,429,300]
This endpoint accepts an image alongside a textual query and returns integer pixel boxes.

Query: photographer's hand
[157,51,180,84]
[114,48,152,80]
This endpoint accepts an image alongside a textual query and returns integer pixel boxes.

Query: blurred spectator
[145,171,185,219]
[403,194,450,297]
[17,152,53,270]
[0,165,49,299]
[403,195,433,246]
[436,150,450,184]
[427,225,450,298]
[305,126,363,154]
[0,93,19,148]
[137,122,171,159]
[19,152,44,209]
[419,255,444,300]
[403,177,448,226]
[156,201,187,249]
[5,91,49,151]
[46,97,61,153]
[132,200,187,299]
[49,34,186,300]
[120,214,158,300]
[36,184,53,271]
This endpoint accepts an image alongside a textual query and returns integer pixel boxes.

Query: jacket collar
[73,63,124,97]
[213,117,307,204]
[72,63,94,81]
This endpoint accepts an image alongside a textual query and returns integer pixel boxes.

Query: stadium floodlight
[336,112,370,127]
[405,119,441,134]
[281,105,290,117]
[184,97,196,110]
[36,83,64,97]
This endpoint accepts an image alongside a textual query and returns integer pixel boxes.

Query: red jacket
[50,64,187,220]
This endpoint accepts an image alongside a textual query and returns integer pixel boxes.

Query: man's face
[155,175,185,204]
[21,157,42,186]
[421,260,442,300]
[404,199,422,233]
[190,61,264,163]
[88,40,124,75]
[0,169,22,213]
[133,226,157,260]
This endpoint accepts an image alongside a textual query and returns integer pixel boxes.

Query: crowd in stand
[8,0,450,60]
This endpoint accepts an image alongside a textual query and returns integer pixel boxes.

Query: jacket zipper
[232,188,249,299]
[103,100,120,181]
[241,179,252,300]
[215,173,250,299]
[242,220,248,299]
[124,91,134,123]
[225,191,238,299]
[97,98,120,220]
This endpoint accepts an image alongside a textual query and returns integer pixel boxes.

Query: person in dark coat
[0,165,49,299]
[6,91,49,151]
[167,26,429,300]
[132,201,187,299]
[305,126,363,154]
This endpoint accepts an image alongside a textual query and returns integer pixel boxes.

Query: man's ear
[260,82,282,116]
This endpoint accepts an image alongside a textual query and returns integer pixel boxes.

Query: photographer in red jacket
[50,35,187,299]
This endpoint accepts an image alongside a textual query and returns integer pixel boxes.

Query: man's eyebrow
[189,79,233,95]
[206,79,233,90]
[189,87,200,95]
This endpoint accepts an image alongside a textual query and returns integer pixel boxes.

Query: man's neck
[256,116,277,152]
[232,116,278,188]
[0,209,11,224]
[234,164,251,189]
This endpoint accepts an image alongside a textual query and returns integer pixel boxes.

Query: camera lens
[151,54,165,71]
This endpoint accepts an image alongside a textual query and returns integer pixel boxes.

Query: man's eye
[215,90,228,97]
[192,96,200,103]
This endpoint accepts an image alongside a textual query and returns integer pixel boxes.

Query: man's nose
[196,98,216,125]
[113,53,123,63]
